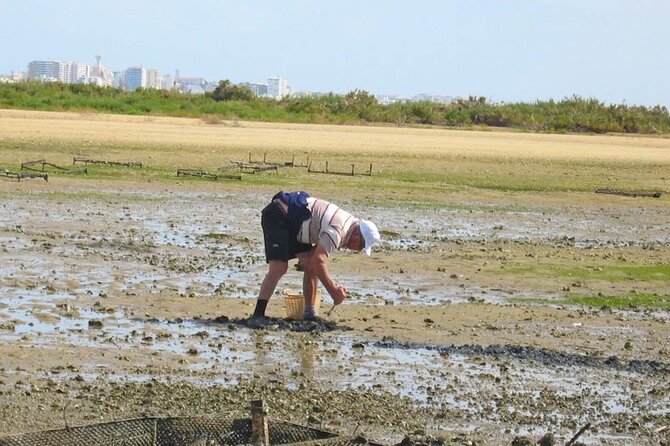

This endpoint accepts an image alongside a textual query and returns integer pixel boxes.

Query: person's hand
[331,286,347,305]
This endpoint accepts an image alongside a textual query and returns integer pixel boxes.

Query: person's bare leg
[302,268,319,319]
[260,260,288,300]
[253,260,288,318]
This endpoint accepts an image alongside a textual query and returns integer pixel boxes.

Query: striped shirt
[297,197,356,255]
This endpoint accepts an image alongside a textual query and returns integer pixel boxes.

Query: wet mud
[373,339,670,375]
[1,183,669,445]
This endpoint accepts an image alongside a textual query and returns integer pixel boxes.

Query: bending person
[250,191,381,323]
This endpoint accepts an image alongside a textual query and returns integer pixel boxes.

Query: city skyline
[1,1,669,108]
[10,56,454,103]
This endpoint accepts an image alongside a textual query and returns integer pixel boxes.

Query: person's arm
[301,244,347,304]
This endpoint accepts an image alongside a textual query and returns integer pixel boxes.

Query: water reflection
[298,338,316,376]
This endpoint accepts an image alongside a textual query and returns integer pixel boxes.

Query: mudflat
[1,110,669,445]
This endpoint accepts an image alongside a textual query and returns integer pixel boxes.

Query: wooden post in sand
[251,399,270,446]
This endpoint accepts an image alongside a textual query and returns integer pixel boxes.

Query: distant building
[90,68,114,87]
[112,72,124,89]
[124,67,146,91]
[160,74,211,93]
[238,82,268,97]
[376,95,408,105]
[411,93,453,104]
[26,59,163,91]
[267,77,290,99]
[27,60,89,83]
[162,74,177,90]
[18,57,456,102]
[182,84,205,94]
[90,56,114,87]
[0,72,23,83]
[203,82,218,93]
[70,62,91,83]
[27,61,60,82]
[124,67,145,90]
[27,58,122,86]
[145,69,162,89]
[288,90,312,99]
[174,75,205,93]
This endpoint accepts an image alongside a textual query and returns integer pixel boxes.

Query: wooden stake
[251,399,270,446]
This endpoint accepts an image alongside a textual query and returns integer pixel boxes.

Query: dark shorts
[261,201,312,262]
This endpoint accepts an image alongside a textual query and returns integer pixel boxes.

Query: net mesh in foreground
[0,416,375,446]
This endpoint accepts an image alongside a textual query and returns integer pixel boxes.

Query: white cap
[359,220,381,256]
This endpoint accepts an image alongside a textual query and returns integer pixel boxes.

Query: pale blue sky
[1,0,668,107]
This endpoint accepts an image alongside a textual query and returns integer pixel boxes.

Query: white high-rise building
[28,60,93,84]
[239,82,268,96]
[162,74,177,90]
[70,62,91,83]
[267,77,290,99]
[145,69,162,89]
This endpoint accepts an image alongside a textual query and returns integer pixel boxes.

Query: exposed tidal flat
[1,110,669,445]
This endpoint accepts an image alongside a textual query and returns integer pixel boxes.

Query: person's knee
[268,261,288,277]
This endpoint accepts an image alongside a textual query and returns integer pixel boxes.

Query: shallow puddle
[3,297,667,426]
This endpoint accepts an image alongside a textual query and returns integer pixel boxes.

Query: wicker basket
[284,291,321,320]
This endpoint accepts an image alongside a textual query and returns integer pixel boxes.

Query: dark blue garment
[272,191,312,233]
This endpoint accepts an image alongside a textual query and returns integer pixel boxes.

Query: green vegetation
[513,293,670,310]
[562,293,670,310]
[502,264,670,283]
[210,80,255,102]
[2,81,669,134]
